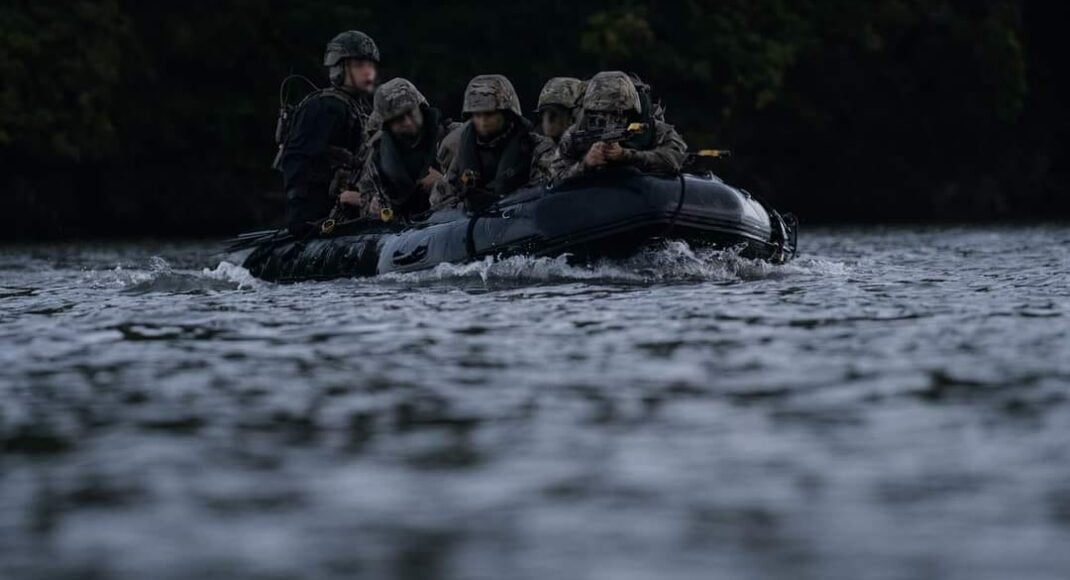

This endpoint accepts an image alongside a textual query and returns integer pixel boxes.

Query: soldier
[277,30,379,236]
[431,74,553,211]
[536,77,584,143]
[552,71,687,183]
[338,78,443,220]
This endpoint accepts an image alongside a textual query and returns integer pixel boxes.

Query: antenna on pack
[279,73,319,109]
[272,71,321,170]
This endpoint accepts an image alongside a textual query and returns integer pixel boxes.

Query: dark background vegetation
[2,0,1067,239]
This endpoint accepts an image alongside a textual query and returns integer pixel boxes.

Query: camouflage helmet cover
[374,78,428,122]
[324,30,380,66]
[581,71,641,114]
[462,74,522,117]
[536,77,585,112]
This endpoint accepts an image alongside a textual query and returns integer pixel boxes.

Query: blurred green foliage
[0,0,1065,238]
[0,1,128,160]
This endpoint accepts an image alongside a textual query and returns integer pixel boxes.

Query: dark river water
[2,227,1069,580]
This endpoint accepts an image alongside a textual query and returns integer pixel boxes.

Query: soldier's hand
[339,190,363,207]
[418,168,443,192]
[603,142,626,162]
[584,142,607,168]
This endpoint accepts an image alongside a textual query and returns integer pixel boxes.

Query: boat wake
[377,241,847,287]
[85,242,845,293]
[87,256,262,294]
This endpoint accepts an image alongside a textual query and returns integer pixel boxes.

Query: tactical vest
[272,86,371,170]
[376,106,441,205]
[455,119,535,206]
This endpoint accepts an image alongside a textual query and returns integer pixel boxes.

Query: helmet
[580,71,641,115]
[324,30,380,66]
[325,31,379,87]
[462,74,522,117]
[374,78,428,122]
[536,77,585,112]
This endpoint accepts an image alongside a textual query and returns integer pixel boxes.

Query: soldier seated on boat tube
[335,78,446,221]
[551,71,687,183]
[430,74,556,212]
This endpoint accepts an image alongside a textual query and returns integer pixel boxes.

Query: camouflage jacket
[551,119,687,184]
[343,108,445,220]
[430,119,555,211]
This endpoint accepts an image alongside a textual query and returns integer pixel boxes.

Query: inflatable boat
[236,169,797,282]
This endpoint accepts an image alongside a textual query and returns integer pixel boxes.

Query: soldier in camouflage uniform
[337,78,443,221]
[552,71,687,184]
[278,31,378,235]
[536,77,585,143]
[431,74,554,211]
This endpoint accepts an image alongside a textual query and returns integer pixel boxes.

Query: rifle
[565,122,647,157]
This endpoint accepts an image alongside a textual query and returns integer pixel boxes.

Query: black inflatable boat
[237,169,797,282]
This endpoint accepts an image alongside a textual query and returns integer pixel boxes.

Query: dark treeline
[2,0,1067,239]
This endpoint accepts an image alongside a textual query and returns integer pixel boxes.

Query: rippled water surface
[2,227,1069,580]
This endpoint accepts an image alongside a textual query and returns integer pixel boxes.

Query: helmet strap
[343,59,353,88]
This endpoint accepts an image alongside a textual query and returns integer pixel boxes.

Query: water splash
[379,241,849,286]
[201,261,261,290]
[81,257,257,294]
[79,243,848,293]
